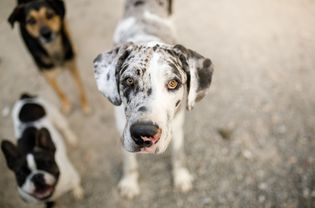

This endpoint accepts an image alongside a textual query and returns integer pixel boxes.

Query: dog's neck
[41,34,64,65]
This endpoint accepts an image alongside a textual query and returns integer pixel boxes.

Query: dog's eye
[167,79,178,90]
[125,77,134,86]
[46,11,55,19]
[27,17,37,25]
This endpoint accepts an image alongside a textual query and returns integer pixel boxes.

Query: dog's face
[8,0,65,43]
[94,43,213,154]
[1,128,59,203]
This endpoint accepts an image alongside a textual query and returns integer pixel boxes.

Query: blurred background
[0,0,315,207]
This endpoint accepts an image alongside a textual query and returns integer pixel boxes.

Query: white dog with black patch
[1,94,83,208]
[93,0,214,198]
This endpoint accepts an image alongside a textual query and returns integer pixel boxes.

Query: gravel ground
[1,0,315,207]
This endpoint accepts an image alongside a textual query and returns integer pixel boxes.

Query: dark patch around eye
[120,64,129,75]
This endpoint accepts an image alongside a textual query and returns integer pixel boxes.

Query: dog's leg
[115,106,140,199]
[42,70,71,114]
[46,101,78,146]
[67,60,90,114]
[72,183,84,200]
[118,150,140,199]
[171,109,193,192]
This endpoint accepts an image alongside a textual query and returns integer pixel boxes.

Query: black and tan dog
[8,0,90,114]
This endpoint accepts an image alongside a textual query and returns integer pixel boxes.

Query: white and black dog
[1,94,84,208]
[93,0,214,198]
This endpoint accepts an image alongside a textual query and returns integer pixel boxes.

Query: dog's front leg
[118,150,140,199]
[42,69,71,114]
[115,106,140,199]
[67,60,90,114]
[171,109,193,192]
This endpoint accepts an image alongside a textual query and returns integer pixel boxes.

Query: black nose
[40,27,52,40]
[130,122,159,147]
[32,173,46,187]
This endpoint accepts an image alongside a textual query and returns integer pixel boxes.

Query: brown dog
[8,0,90,114]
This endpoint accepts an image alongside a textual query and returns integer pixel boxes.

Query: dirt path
[1,0,315,207]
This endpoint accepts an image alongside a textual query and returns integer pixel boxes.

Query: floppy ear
[93,43,134,106]
[36,128,56,153]
[1,140,20,170]
[173,44,214,110]
[8,5,25,28]
[47,0,65,19]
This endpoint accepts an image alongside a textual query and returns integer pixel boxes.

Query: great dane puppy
[93,0,214,198]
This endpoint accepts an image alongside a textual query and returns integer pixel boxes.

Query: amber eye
[27,17,37,25]
[125,77,134,86]
[167,79,178,90]
[46,11,55,19]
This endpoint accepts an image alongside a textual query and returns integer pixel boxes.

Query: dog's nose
[40,27,52,40]
[32,173,46,187]
[130,122,160,147]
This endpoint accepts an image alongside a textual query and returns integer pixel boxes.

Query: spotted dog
[8,0,90,114]
[93,0,214,198]
[1,94,84,208]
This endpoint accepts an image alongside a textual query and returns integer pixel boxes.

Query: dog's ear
[173,44,214,110]
[36,128,56,153]
[47,0,65,19]
[1,140,20,170]
[93,43,134,106]
[8,5,25,28]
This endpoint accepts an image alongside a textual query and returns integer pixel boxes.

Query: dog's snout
[40,27,52,40]
[32,173,46,187]
[130,122,160,147]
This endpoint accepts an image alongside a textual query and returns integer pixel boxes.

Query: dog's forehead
[123,45,180,76]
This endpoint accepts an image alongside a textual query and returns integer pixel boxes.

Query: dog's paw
[72,185,84,200]
[65,130,78,147]
[118,175,140,199]
[61,100,72,114]
[174,168,193,192]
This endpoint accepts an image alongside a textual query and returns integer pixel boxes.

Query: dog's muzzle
[130,121,162,153]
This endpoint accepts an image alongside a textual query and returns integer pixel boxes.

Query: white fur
[12,97,83,203]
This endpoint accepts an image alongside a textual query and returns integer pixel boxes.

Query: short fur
[1,94,84,208]
[93,0,214,198]
[8,0,90,113]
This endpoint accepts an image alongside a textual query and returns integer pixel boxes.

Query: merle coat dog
[93,0,214,198]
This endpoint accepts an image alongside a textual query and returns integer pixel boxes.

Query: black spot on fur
[106,73,110,80]
[20,93,35,100]
[134,0,145,6]
[138,106,147,112]
[197,59,213,90]
[175,100,180,107]
[93,54,102,64]
[19,103,46,122]
[46,201,55,208]
[147,88,152,96]
[153,44,159,51]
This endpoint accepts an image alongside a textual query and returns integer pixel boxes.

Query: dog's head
[8,0,65,43]
[1,128,59,203]
[93,43,213,154]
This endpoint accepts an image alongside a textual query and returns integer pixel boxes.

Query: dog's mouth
[32,185,55,200]
[139,130,162,154]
